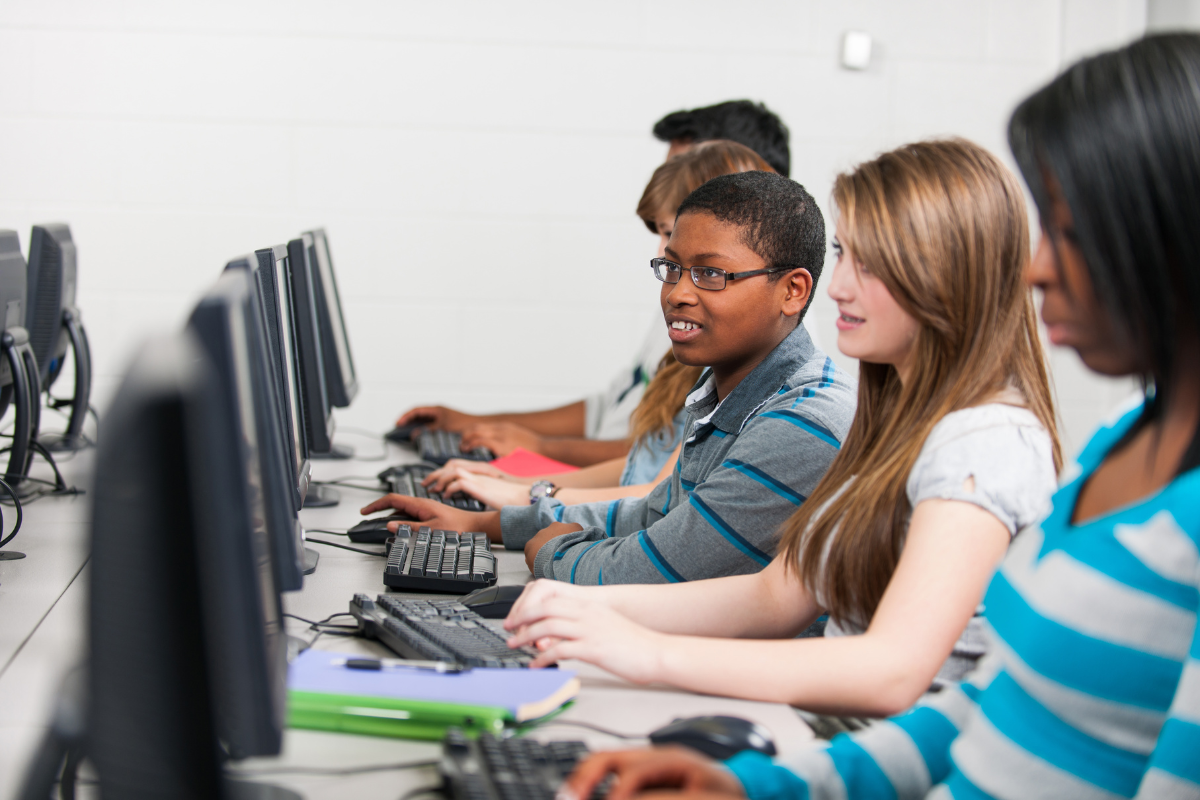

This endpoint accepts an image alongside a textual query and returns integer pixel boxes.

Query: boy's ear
[779,268,813,318]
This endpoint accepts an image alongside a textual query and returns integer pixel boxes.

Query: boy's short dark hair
[677,172,825,317]
[653,100,790,177]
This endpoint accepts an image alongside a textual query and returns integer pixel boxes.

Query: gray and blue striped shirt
[499,324,857,584]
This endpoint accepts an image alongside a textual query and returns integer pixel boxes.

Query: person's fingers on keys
[504,579,563,629]
[558,751,635,800]
[396,406,442,428]
[359,493,427,516]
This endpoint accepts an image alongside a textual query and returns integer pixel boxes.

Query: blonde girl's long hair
[779,139,1061,628]
[628,140,777,447]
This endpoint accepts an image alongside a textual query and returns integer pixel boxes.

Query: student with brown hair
[424,141,772,509]
[504,138,1060,720]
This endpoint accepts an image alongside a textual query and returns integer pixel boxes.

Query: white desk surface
[0,437,811,799]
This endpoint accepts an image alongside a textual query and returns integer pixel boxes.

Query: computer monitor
[251,246,339,508]
[87,326,289,795]
[26,223,91,451]
[248,246,311,507]
[304,229,358,408]
[285,236,337,457]
[0,232,39,505]
[192,268,306,592]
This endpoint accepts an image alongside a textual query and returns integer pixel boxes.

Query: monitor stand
[302,484,339,508]
[303,546,319,575]
[309,442,353,460]
[42,311,92,453]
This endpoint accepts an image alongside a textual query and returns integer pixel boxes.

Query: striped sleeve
[1137,577,1200,797]
[724,659,1000,800]
[532,403,842,585]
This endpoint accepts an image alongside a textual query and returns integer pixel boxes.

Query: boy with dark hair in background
[654,100,791,177]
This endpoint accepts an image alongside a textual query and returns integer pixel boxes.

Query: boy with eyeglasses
[363,172,856,584]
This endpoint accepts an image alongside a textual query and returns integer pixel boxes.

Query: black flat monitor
[27,223,91,451]
[88,327,290,796]
[194,268,305,592]
[304,229,358,408]
[0,232,26,393]
[286,236,335,455]
[248,246,311,507]
[26,223,76,387]
[0,231,39,501]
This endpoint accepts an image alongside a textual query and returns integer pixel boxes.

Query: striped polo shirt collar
[686,323,816,436]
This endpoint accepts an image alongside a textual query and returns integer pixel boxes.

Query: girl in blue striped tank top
[559,32,1200,800]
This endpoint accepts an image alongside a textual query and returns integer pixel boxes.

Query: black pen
[331,657,470,674]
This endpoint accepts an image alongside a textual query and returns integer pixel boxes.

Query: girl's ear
[781,268,814,318]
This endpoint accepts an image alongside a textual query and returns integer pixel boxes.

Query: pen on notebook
[330,657,470,674]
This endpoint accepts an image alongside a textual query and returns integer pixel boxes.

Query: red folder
[490,447,579,477]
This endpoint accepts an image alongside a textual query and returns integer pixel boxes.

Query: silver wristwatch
[529,480,557,504]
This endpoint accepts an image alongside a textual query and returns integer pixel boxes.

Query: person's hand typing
[395,405,476,431]
[359,494,497,540]
[524,522,584,571]
[505,591,665,679]
[422,459,509,493]
[560,747,745,800]
[442,469,531,510]
[460,421,543,456]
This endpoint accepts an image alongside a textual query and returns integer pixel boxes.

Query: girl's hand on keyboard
[561,747,745,800]
[505,593,665,681]
[442,469,529,509]
[504,579,589,630]
[423,459,509,492]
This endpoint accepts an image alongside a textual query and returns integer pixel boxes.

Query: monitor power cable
[305,538,386,557]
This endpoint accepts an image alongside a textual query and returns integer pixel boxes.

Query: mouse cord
[305,538,386,557]
[532,719,645,740]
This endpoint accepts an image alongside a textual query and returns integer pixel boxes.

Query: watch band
[529,480,556,504]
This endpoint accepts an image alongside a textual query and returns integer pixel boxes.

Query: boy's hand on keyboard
[505,592,664,680]
[423,459,508,492]
[359,494,502,540]
[395,405,475,431]
[524,522,584,571]
[561,747,745,800]
[460,421,543,457]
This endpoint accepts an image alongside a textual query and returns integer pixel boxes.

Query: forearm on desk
[478,400,586,437]
[654,631,936,717]
[547,457,627,488]
[595,565,810,639]
[536,437,632,467]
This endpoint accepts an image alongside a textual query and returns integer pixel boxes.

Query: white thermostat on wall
[841,31,872,70]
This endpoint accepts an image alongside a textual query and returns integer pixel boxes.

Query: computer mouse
[347,515,414,544]
[385,423,422,445]
[648,715,777,761]
[460,584,527,619]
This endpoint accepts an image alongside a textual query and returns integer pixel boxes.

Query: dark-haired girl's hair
[1009,32,1200,473]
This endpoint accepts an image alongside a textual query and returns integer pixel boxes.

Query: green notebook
[287,650,579,740]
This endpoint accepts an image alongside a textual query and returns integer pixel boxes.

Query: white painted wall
[0,0,1148,457]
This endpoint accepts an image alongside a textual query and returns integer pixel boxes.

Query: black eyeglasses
[650,258,794,291]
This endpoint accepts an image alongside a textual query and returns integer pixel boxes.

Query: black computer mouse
[347,514,414,544]
[461,584,527,619]
[648,715,777,761]
[385,423,422,445]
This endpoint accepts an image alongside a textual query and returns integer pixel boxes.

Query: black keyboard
[351,593,539,668]
[378,463,486,512]
[420,430,495,465]
[382,525,497,592]
[441,730,607,800]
